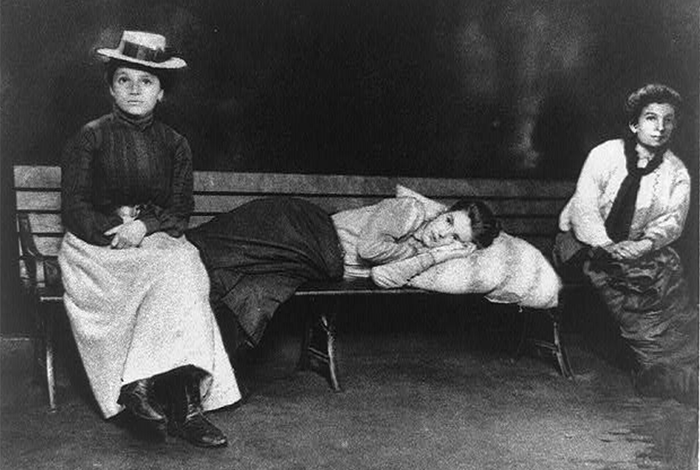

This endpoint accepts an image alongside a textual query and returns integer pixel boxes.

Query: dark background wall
[1,0,698,334]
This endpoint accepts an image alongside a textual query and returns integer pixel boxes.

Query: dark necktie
[604,139,664,242]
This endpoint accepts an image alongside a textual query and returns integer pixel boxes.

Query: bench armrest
[17,213,62,295]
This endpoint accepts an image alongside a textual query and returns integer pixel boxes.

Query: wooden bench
[14,165,577,410]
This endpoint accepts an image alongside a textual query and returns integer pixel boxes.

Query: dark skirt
[186,197,344,346]
[554,232,698,403]
[583,246,698,371]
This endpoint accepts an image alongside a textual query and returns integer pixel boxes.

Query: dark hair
[625,83,682,126]
[103,59,177,92]
[449,199,501,249]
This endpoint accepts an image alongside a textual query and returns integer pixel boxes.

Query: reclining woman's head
[417,199,501,249]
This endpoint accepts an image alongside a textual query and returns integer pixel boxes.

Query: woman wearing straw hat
[59,31,240,447]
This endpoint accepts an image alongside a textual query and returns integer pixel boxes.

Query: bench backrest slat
[16,193,569,218]
[14,165,575,262]
[15,165,574,198]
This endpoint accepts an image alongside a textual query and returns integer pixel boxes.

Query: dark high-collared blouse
[61,107,194,246]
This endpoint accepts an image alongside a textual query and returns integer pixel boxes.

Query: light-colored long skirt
[58,232,241,418]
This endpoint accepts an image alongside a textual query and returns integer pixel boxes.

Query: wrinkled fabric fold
[584,247,698,371]
[186,197,344,345]
[59,232,241,418]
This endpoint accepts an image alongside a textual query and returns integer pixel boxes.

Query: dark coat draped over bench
[186,197,344,346]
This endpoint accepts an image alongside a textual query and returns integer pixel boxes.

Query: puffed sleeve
[642,164,691,249]
[371,252,436,288]
[561,145,615,247]
[61,125,122,245]
[137,134,194,237]
[357,198,426,265]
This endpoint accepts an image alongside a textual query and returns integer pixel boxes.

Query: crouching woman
[555,83,697,404]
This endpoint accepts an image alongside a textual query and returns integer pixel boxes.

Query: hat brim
[96,48,187,69]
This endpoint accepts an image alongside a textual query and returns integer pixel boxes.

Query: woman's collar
[113,105,154,131]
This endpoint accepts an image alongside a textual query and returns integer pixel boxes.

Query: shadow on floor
[1,301,697,470]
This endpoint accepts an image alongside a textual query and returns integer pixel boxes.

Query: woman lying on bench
[187,195,497,348]
[338,186,561,309]
[186,188,560,353]
[332,195,500,287]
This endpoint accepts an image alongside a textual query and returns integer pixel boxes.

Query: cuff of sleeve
[641,236,657,251]
[99,214,124,241]
[107,213,123,228]
[139,216,160,235]
[579,231,613,247]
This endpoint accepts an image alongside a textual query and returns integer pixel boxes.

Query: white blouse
[559,139,691,249]
[332,197,427,278]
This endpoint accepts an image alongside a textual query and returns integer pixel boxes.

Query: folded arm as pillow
[391,185,561,308]
[371,242,476,288]
[409,233,561,309]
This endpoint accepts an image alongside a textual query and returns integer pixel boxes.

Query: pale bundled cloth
[391,185,561,309]
[59,232,241,418]
[408,232,562,308]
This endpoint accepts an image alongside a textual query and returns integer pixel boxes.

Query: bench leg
[521,308,575,379]
[45,313,57,411]
[322,312,341,392]
[297,308,342,392]
[550,312,574,379]
[35,300,57,412]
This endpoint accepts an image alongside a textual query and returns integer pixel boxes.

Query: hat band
[121,41,170,63]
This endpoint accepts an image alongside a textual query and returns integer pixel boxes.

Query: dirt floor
[1,300,698,470]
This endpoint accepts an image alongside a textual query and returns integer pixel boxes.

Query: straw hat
[96,31,186,69]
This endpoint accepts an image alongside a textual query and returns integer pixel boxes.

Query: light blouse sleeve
[565,146,615,247]
[407,253,486,293]
[357,198,426,265]
[371,252,436,288]
[642,166,691,249]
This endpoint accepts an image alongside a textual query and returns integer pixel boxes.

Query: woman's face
[630,102,676,149]
[420,210,473,247]
[110,67,164,117]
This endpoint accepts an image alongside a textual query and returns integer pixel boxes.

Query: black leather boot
[118,378,167,426]
[167,371,228,448]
